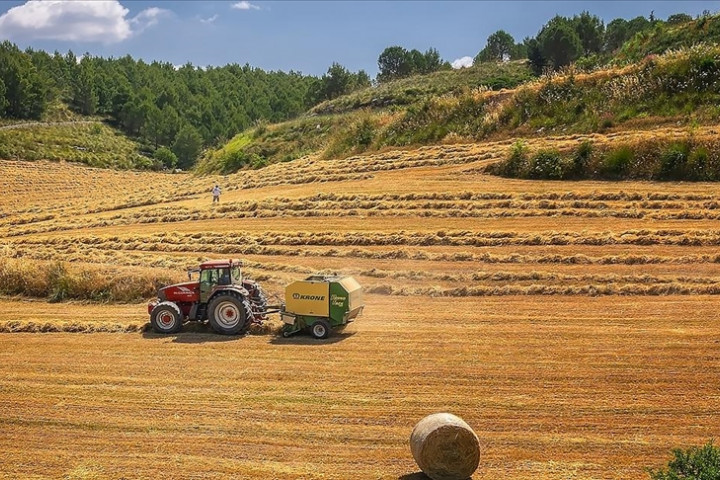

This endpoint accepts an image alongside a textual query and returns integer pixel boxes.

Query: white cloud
[199,14,219,25]
[231,1,260,11]
[130,7,169,32]
[0,1,169,44]
[451,56,474,69]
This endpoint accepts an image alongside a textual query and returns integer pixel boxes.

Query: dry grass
[3,121,720,479]
[0,295,719,480]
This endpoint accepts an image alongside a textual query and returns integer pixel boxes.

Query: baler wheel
[310,319,331,340]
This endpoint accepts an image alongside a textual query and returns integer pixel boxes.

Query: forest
[0,41,371,168]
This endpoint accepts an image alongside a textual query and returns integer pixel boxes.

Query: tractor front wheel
[208,294,248,335]
[310,319,331,340]
[150,302,183,334]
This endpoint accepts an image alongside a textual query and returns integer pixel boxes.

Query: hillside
[1,12,719,174]
[0,120,148,168]
[199,43,720,174]
[310,60,532,115]
[615,12,720,62]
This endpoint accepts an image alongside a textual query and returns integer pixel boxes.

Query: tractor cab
[197,260,243,303]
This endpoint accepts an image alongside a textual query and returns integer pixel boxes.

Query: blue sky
[0,1,718,76]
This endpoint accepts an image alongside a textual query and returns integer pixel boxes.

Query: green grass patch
[0,121,148,169]
[311,61,532,115]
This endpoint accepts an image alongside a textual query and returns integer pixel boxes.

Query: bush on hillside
[601,146,634,177]
[153,147,177,170]
[528,149,567,179]
[497,141,529,178]
[492,137,720,181]
[569,141,593,178]
[657,141,690,180]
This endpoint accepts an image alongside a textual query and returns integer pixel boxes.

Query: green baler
[280,275,364,339]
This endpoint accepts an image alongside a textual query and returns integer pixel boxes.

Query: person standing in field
[212,184,221,203]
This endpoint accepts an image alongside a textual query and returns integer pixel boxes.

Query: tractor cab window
[201,267,232,286]
[231,266,241,284]
[218,268,231,285]
[200,269,215,286]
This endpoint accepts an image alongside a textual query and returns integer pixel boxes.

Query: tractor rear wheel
[150,302,183,334]
[208,293,248,335]
[310,319,331,340]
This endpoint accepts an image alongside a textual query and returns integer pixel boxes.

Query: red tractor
[147,259,268,335]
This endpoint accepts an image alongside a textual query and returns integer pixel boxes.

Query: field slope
[2,122,720,479]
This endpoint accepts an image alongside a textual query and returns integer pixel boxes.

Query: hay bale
[410,413,480,480]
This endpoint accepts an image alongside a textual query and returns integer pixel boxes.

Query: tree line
[0,40,372,169]
[476,10,715,74]
[375,10,716,81]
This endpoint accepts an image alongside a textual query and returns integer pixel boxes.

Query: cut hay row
[9,239,720,266]
[359,268,720,286]
[306,191,720,202]
[0,319,282,335]
[0,256,182,302]
[16,228,720,249]
[0,320,146,333]
[366,282,720,297]
[10,206,720,239]
[14,205,720,238]
[6,248,720,302]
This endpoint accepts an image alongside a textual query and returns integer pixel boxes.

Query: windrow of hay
[0,320,147,333]
[15,206,720,240]
[15,194,720,238]
[16,229,720,250]
[0,256,182,302]
[9,244,720,297]
[11,239,720,267]
[360,268,720,285]
[0,319,284,335]
[17,195,720,238]
[364,283,720,297]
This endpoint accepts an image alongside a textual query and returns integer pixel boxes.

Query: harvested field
[2,123,720,479]
[1,295,719,480]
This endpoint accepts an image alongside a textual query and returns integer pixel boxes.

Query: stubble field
[1,124,719,479]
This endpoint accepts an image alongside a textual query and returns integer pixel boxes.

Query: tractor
[147,259,268,335]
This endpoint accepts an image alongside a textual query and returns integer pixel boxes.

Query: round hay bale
[410,413,480,480]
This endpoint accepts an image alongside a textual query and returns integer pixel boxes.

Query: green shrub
[153,147,178,170]
[687,145,711,180]
[658,142,690,180]
[498,140,529,177]
[569,141,593,178]
[649,440,720,480]
[601,146,634,177]
[223,150,265,173]
[528,149,566,179]
[355,118,375,147]
[253,122,268,138]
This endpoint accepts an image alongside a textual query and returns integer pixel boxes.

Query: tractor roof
[199,259,241,269]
